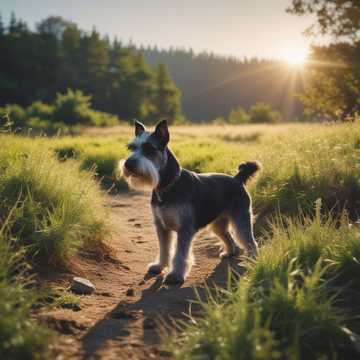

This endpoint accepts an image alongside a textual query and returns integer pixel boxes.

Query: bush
[27,101,54,121]
[53,89,95,126]
[0,104,27,129]
[1,90,121,133]
[0,135,109,266]
[228,106,250,124]
[249,102,281,123]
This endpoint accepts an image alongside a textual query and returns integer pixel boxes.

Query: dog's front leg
[148,220,173,274]
[164,226,194,284]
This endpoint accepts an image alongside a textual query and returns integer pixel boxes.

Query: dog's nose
[124,158,138,172]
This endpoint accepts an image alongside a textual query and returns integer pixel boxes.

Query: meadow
[0,122,359,359]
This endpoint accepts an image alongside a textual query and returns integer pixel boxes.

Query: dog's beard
[118,158,159,191]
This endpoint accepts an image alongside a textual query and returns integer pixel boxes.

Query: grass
[0,121,359,359]
[172,206,360,359]
[49,122,360,224]
[0,204,53,359]
[0,132,111,358]
[0,135,109,266]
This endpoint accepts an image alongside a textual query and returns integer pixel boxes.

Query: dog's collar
[154,168,181,202]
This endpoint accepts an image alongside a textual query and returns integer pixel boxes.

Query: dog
[120,120,261,284]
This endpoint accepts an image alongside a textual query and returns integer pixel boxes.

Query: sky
[0,0,315,60]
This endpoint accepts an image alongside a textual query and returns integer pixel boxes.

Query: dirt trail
[46,192,243,360]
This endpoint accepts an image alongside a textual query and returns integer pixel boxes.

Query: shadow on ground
[80,257,245,359]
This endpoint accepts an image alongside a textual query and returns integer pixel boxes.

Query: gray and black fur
[120,120,261,284]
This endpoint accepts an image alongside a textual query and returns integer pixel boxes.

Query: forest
[0,14,306,124]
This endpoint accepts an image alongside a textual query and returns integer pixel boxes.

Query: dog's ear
[154,120,169,146]
[134,120,146,136]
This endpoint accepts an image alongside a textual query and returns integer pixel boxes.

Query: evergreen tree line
[141,47,305,121]
[0,14,182,125]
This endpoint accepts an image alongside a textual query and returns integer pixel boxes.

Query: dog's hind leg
[230,208,258,258]
[148,220,173,274]
[210,216,240,258]
[164,226,195,284]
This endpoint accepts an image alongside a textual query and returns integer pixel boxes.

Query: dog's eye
[142,143,156,155]
[127,144,137,151]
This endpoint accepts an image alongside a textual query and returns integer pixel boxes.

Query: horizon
[1,0,316,62]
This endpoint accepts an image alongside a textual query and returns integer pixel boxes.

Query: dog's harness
[154,168,181,203]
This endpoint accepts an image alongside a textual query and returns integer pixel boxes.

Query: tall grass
[173,206,360,359]
[0,204,52,359]
[0,135,109,266]
[49,123,360,225]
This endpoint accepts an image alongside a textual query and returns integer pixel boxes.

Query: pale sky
[0,0,315,60]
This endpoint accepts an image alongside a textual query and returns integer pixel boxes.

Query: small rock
[97,291,113,297]
[134,223,142,228]
[126,288,136,297]
[70,277,95,295]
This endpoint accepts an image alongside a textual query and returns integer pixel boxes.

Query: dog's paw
[163,271,184,285]
[220,246,243,259]
[147,263,164,275]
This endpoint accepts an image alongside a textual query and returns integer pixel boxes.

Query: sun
[279,47,309,66]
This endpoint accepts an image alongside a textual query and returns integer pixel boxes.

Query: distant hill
[141,47,306,121]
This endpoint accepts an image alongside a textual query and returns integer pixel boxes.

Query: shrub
[0,104,27,129]
[228,106,250,124]
[52,89,95,126]
[27,101,54,121]
[249,102,281,123]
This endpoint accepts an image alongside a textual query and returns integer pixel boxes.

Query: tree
[36,16,73,40]
[150,63,182,124]
[288,0,360,120]
[287,0,360,41]
[301,43,360,120]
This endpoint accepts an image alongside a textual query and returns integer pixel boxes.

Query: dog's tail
[234,161,261,184]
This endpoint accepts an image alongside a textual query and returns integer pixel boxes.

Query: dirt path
[46,192,243,360]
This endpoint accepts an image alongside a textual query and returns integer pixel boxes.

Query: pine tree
[150,63,182,124]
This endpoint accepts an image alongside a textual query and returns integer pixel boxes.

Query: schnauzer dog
[120,120,261,284]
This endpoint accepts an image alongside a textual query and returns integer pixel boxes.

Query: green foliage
[149,63,182,124]
[0,135,109,265]
[53,89,92,125]
[1,89,120,133]
[27,101,54,120]
[173,213,360,359]
[0,208,52,359]
[300,43,360,121]
[249,102,281,123]
[0,14,184,123]
[289,1,360,121]
[0,104,27,128]
[212,104,281,125]
[228,106,250,124]
[288,0,360,41]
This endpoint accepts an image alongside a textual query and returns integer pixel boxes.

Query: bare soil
[44,192,244,360]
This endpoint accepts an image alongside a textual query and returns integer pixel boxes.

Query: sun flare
[279,47,309,66]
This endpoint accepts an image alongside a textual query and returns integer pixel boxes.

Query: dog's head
[120,120,170,190]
